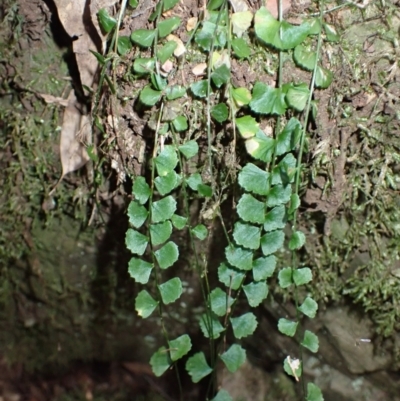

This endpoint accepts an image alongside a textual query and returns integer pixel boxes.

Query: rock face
[320,307,392,374]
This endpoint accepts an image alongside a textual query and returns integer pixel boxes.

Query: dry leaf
[161,60,174,74]
[39,93,70,107]
[166,34,186,57]
[186,17,197,31]
[192,63,207,76]
[52,0,116,177]
[229,0,248,12]
[60,91,90,177]
[232,11,253,38]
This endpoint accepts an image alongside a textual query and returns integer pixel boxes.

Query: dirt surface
[1,0,400,400]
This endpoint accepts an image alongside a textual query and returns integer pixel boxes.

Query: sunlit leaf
[260,230,284,256]
[131,29,156,47]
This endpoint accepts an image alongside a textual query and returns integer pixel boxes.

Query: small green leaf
[283,356,302,380]
[218,262,245,290]
[155,146,178,176]
[169,334,192,361]
[306,383,324,401]
[151,196,177,223]
[324,23,339,42]
[127,200,148,228]
[117,36,132,55]
[243,281,268,307]
[260,230,284,256]
[158,277,182,304]
[301,330,319,353]
[245,130,275,162]
[128,257,153,284]
[186,173,203,191]
[230,312,258,339]
[158,40,177,64]
[166,85,186,100]
[186,352,212,383]
[133,176,151,204]
[211,103,229,123]
[209,287,234,316]
[135,290,158,318]
[151,73,167,91]
[211,64,230,88]
[155,171,181,195]
[158,17,181,38]
[126,229,148,255]
[133,57,156,74]
[293,45,316,71]
[129,0,138,8]
[191,80,209,98]
[150,221,173,246]
[131,29,156,47]
[231,87,252,107]
[207,0,225,10]
[254,7,310,50]
[139,85,162,106]
[249,82,286,115]
[238,163,269,195]
[210,389,233,401]
[293,267,312,286]
[97,8,116,33]
[278,318,298,337]
[172,115,188,131]
[150,346,171,376]
[233,222,261,250]
[195,20,227,51]
[298,297,318,318]
[154,241,179,269]
[179,140,199,159]
[286,83,310,112]
[220,344,246,373]
[236,115,259,139]
[192,224,208,240]
[271,153,297,185]
[164,0,180,11]
[200,313,225,339]
[237,193,265,224]
[266,184,292,207]
[276,117,302,155]
[225,245,253,271]
[232,37,251,58]
[289,230,306,250]
[252,256,276,281]
[278,267,293,288]
[315,65,333,89]
[198,184,212,197]
[264,205,287,232]
[288,194,300,214]
[171,214,187,229]
[89,50,106,65]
